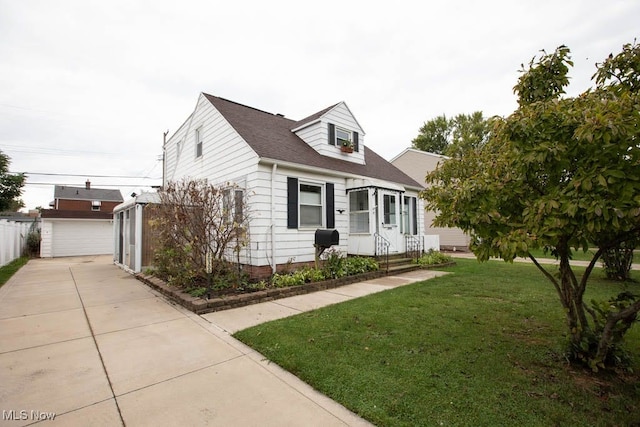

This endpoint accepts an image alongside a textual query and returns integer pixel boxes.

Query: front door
[377,190,402,253]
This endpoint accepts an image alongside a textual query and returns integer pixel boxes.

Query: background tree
[0,150,26,212]
[422,42,640,371]
[412,112,491,157]
[147,179,250,289]
[412,114,451,154]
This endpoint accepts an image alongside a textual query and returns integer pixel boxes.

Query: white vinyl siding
[164,93,259,185]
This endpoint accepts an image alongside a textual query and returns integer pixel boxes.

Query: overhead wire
[11,171,162,179]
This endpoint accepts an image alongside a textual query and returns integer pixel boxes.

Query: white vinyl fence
[0,219,32,267]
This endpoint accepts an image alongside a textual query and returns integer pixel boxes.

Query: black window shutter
[328,123,335,145]
[287,177,298,229]
[326,183,335,228]
[353,131,359,152]
[412,197,418,235]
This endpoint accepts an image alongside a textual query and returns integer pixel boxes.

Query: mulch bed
[135,262,454,315]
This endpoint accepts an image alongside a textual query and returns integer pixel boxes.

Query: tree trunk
[556,241,593,357]
[601,243,635,281]
[594,299,640,368]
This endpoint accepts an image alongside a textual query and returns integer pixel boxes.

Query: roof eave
[258,157,423,191]
[290,118,321,133]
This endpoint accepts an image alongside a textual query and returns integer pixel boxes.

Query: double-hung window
[195,127,203,158]
[287,177,334,229]
[299,183,323,228]
[336,127,351,147]
[223,188,244,225]
[328,123,359,152]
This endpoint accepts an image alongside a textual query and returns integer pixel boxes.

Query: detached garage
[40,211,114,257]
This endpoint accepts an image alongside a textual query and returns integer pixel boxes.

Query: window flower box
[340,140,354,153]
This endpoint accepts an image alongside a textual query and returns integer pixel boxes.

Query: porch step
[377,257,422,275]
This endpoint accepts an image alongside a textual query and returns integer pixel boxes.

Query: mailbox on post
[314,229,339,268]
[315,229,339,248]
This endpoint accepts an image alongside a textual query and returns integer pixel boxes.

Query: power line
[1,144,120,156]
[1,144,160,157]
[11,171,162,179]
[24,182,160,188]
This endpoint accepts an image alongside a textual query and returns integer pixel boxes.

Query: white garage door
[51,220,114,257]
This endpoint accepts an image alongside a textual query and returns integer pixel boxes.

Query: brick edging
[135,262,454,315]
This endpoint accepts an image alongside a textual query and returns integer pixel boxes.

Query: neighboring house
[40,180,123,257]
[391,148,470,251]
[113,192,160,273]
[162,92,438,278]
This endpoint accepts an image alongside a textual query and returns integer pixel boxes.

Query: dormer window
[328,123,359,152]
[336,127,351,146]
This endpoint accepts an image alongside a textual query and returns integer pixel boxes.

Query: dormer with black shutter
[290,101,366,165]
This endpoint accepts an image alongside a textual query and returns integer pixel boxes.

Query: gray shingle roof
[203,94,422,189]
[54,185,123,202]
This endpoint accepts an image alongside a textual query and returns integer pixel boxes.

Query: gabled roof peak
[203,93,290,120]
[291,102,340,130]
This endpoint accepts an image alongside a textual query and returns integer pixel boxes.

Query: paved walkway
[0,256,446,426]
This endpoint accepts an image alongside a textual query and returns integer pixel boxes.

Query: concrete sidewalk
[448,250,640,270]
[0,256,446,426]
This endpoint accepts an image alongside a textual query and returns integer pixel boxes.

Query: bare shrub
[147,179,250,288]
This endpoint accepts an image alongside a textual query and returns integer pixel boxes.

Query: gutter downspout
[135,202,143,273]
[162,130,168,189]
[271,163,278,274]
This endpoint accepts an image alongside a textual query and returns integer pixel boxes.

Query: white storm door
[379,190,401,252]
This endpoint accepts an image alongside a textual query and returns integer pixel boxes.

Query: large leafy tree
[0,150,25,212]
[411,112,490,157]
[422,42,640,370]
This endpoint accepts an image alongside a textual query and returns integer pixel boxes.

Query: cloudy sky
[1,0,638,211]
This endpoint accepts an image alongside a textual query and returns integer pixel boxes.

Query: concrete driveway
[0,256,446,426]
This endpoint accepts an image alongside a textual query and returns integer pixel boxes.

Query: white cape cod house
[164,93,437,278]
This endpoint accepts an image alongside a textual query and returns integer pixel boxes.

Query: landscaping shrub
[270,255,379,288]
[300,266,326,283]
[271,271,305,288]
[25,230,40,257]
[345,256,379,275]
[323,249,346,278]
[416,249,454,266]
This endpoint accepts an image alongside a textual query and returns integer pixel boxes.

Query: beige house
[391,148,470,251]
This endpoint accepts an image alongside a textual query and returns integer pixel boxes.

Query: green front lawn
[0,257,28,288]
[235,259,640,426]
